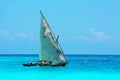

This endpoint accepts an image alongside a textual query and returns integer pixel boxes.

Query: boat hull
[23,61,67,67]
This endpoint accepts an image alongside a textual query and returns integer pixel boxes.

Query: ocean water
[0,54,120,80]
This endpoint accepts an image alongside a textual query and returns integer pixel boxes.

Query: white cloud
[116,36,120,42]
[14,33,27,38]
[117,36,120,39]
[90,28,110,41]
[0,29,13,40]
[79,35,95,43]
[68,28,112,43]
[0,29,36,41]
[0,29,11,37]
[14,33,37,41]
[69,35,95,43]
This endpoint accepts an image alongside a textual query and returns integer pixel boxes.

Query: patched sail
[39,11,66,63]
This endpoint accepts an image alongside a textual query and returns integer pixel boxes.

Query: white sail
[39,11,66,63]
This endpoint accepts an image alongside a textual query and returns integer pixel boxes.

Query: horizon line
[0,53,120,56]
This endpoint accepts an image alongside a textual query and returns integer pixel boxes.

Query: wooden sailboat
[23,11,67,66]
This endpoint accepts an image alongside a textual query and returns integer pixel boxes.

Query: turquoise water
[0,54,120,80]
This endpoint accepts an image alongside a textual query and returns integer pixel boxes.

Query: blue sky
[0,0,120,54]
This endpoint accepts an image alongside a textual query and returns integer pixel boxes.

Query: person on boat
[42,61,47,65]
[29,61,33,65]
[50,61,52,64]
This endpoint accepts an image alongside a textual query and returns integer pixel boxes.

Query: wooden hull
[23,61,67,67]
